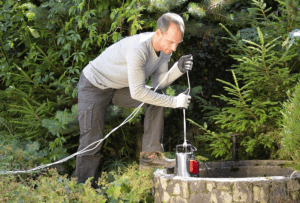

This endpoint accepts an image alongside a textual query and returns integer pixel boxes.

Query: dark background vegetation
[1,0,299,179]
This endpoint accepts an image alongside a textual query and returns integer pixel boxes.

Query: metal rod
[229,133,243,161]
[232,135,237,161]
[183,109,186,144]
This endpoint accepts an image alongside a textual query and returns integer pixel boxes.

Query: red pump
[189,158,199,174]
[187,150,199,176]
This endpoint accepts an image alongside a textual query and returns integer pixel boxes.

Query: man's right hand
[175,91,191,109]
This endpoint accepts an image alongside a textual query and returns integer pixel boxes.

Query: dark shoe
[91,182,99,189]
[139,151,175,168]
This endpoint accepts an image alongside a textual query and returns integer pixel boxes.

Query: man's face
[159,23,183,55]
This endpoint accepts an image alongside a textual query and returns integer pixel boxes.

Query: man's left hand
[178,54,193,73]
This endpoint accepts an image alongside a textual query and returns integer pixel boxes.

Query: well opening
[199,160,295,178]
[153,160,300,203]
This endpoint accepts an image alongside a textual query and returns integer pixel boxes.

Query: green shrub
[100,164,154,202]
[0,134,154,202]
[0,136,49,176]
[0,163,154,203]
[281,82,300,170]
[188,0,300,160]
[0,168,107,203]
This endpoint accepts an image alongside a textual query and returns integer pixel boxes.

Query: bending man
[75,12,193,188]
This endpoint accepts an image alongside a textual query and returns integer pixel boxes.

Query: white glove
[175,93,191,109]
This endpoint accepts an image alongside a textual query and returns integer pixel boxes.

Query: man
[75,12,193,188]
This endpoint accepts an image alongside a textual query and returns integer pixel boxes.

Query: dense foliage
[2,0,300,201]
[188,0,300,160]
[281,82,300,170]
[0,0,253,174]
[1,166,154,203]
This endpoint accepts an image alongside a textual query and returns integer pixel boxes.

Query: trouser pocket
[77,102,94,134]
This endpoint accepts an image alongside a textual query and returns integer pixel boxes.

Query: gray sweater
[83,32,183,108]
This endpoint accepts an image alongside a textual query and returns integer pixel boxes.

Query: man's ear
[156,28,162,37]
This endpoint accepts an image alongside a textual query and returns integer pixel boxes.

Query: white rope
[0,65,185,175]
[290,170,298,179]
[182,71,191,148]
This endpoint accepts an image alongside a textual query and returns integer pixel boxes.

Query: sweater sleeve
[152,55,184,90]
[126,48,178,108]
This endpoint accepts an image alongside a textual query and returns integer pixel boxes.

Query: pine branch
[216,71,259,122]
[0,117,14,137]
[187,118,228,143]
[36,45,58,71]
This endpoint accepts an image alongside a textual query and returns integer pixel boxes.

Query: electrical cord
[0,66,191,175]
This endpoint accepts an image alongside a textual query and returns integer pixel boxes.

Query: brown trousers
[75,72,165,187]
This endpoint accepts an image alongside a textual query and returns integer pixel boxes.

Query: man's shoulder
[120,32,153,45]
[122,32,154,55]
[137,32,154,42]
[104,32,154,54]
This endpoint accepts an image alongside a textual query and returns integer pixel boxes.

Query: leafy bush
[99,164,154,202]
[0,163,154,203]
[0,0,157,172]
[0,168,107,202]
[0,135,49,175]
[0,134,154,202]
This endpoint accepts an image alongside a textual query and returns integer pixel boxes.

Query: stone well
[153,160,300,203]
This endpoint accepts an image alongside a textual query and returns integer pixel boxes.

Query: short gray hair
[157,13,185,36]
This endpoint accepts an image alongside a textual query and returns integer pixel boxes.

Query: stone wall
[153,169,300,203]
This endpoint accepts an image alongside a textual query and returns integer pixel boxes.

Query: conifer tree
[188,0,300,160]
[143,0,255,35]
[281,82,300,170]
